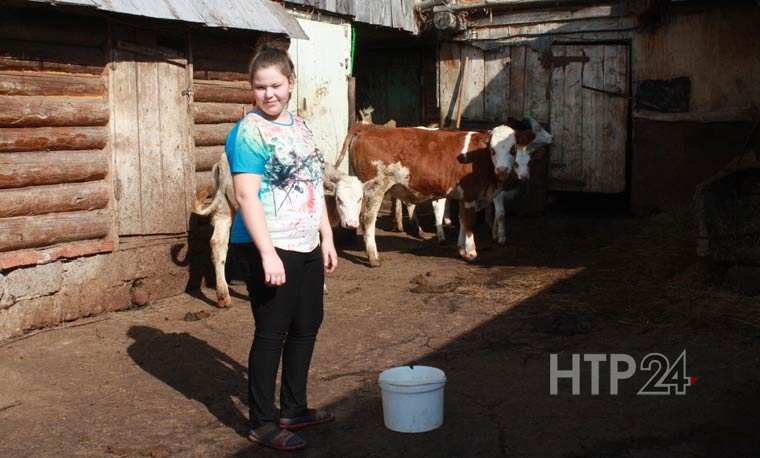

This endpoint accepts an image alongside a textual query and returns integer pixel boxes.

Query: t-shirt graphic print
[226,111,324,252]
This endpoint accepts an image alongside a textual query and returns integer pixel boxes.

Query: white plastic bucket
[378,365,446,433]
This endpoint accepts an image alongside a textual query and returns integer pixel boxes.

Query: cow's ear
[516,130,536,145]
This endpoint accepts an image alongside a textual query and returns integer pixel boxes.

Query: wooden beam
[0,72,106,97]
[195,145,224,172]
[0,210,111,252]
[193,57,249,81]
[469,17,638,40]
[633,109,759,123]
[0,126,108,152]
[0,181,109,218]
[192,102,247,124]
[0,96,109,127]
[0,39,106,72]
[0,239,113,271]
[0,150,108,189]
[0,58,104,75]
[468,4,623,28]
[194,123,235,147]
[193,81,254,104]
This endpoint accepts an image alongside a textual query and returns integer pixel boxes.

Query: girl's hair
[248,46,296,84]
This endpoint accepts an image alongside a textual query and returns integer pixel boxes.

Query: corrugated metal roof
[25,0,308,38]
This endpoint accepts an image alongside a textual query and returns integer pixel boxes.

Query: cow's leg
[492,190,507,244]
[443,198,452,226]
[405,203,424,238]
[393,197,404,232]
[361,185,387,267]
[432,198,447,242]
[210,211,233,307]
[457,200,478,261]
[485,198,496,242]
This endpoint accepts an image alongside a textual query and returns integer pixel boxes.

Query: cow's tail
[334,130,357,169]
[193,162,226,216]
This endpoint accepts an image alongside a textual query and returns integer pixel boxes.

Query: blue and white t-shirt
[225,111,324,252]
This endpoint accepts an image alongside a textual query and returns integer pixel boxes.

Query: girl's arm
[233,173,286,286]
[319,198,338,273]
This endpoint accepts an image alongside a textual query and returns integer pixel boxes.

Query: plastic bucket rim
[378,365,447,387]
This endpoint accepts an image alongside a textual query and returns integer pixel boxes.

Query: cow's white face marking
[489,125,516,178]
[334,175,363,229]
[514,145,531,180]
[458,131,475,162]
[414,126,439,130]
[464,200,477,209]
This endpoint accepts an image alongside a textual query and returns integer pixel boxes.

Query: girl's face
[252,65,293,120]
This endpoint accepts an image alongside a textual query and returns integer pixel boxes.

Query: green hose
[350,24,356,77]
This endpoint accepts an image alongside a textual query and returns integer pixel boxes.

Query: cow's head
[497,117,554,181]
[324,163,363,229]
[358,106,375,124]
[489,125,518,180]
[334,175,363,229]
[513,117,553,180]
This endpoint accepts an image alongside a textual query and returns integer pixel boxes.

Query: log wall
[0,7,112,270]
[190,30,258,193]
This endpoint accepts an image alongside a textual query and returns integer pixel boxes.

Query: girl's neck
[255,108,291,123]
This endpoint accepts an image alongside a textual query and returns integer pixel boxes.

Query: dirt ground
[2,207,759,457]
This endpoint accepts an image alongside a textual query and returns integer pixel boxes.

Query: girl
[226,46,338,451]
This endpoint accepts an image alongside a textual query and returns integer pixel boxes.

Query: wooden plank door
[549,44,629,193]
[111,31,191,235]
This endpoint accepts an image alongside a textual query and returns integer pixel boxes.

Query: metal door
[288,18,351,171]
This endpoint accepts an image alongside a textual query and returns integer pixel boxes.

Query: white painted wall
[289,18,351,172]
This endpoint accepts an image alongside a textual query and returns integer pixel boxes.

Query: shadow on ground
[135,212,760,457]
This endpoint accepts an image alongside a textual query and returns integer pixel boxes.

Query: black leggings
[233,243,324,428]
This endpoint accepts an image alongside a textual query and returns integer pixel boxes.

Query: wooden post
[455,55,469,129]
[348,76,356,128]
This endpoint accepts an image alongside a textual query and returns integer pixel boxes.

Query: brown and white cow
[342,125,535,266]
[490,116,554,244]
[193,153,363,307]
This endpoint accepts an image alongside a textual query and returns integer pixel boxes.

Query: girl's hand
[322,241,338,274]
[261,252,286,286]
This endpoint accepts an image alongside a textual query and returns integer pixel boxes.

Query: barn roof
[24,0,308,38]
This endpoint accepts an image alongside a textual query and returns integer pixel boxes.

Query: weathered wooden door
[111,31,193,235]
[549,44,629,193]
[288,18,351,171]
